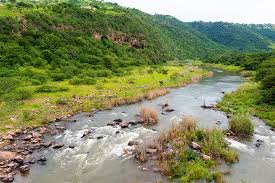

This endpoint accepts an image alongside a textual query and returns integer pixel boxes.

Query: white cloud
[106,0,275,24]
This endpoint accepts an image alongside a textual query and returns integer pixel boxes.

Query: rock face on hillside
[93,31,145,49]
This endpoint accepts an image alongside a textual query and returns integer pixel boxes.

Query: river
[14,68,275,183]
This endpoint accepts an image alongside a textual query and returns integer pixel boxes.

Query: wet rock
[216,120,221,125]
[202,154,211,161]
[19,165,30,173]
[128,141,139,146]
[164,108,175,112]
[42,141,52,148]
[81,129,93,138]
[0,175,14,182]
[120,122,129,128]
[255,139,264,148]
[113,119,123,123]
[107,122,117,127]
[69,145,75,149]
[161,112,168,115]
[270,128,275,132]
[37,156,47,162]
[14,155,24,165]
[0,151,17,161]
[97,136,104,140]
[52,143,64,149]
[190,142,201,150]
[146,148,158,154]
[129,121,139,126]
[115,131,120,134]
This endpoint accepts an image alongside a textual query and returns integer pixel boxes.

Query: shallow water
[14,69,275,183]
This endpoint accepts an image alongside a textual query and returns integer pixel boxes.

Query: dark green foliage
[190,21,274,52]
[256,58,275,104]
[1,88,33,102]
[207,51,275,105]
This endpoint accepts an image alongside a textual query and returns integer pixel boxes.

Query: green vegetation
[229,114,254,137]
[218,83,275,128]
[148,117,238,182]
[0,65,210,133]
[0,1,274,131]
[190,22,275,52]
[207,50,274,129]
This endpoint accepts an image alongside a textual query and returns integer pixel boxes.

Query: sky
[106,0,275,24]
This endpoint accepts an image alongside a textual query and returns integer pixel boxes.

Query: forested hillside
[0,0,274,105]
[190,21,275,52]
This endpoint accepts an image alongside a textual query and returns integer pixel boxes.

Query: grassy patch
[218,82,275,128]
[229,114,254,137]
[135,116,238,183]
[0,65,210,133]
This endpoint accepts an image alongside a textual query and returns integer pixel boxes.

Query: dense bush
[229,114,254,137]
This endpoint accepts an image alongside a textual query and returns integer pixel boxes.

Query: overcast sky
[106,0,275,24]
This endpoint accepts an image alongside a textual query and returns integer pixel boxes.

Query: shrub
[69,77,96,85]
[229,114,254,137]
[139,107,158,124]
[36,85,69,93]
[2,88,33,102]
[55,97,68,105]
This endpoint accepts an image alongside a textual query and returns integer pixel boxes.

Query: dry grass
[139,107,159,125]
[157,116,197,146]
[147,88,169,100]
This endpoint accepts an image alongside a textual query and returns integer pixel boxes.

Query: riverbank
[218,82,275,128]
[0,65,211,134]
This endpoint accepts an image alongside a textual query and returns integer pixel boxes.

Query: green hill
[0,0,274,82]
[189,21,275,52]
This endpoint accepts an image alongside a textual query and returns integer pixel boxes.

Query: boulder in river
[52,143,64,149]
[113,119,123,123]
[164,108,175,112]
[97,136,104,140]
[128,141,139,146]
[129,121,139,126]
[120,122,129,128]
[37,156,47,162]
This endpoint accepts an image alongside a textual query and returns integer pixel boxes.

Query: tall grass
[139,107,159,124]
[147,88,169,100]
[229,113,254,137]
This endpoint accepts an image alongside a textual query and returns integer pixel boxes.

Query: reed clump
[139,107,159,125]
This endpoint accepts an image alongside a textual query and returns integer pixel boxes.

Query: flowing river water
[14,69,275,183]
